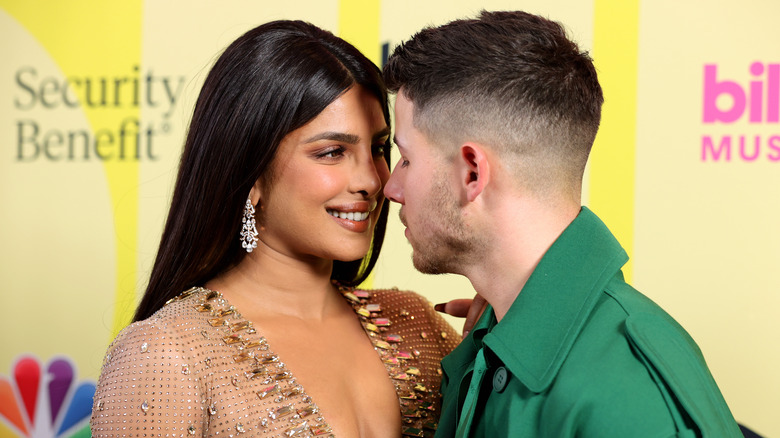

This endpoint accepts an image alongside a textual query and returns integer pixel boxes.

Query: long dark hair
[134,20,391,322]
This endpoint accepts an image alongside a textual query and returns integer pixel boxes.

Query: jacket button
[492,367,508,392]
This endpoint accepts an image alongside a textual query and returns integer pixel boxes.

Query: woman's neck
[205,245,345,322]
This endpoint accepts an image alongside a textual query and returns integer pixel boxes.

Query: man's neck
[463,200,580,321]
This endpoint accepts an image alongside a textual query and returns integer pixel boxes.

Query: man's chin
[412,252,449,275]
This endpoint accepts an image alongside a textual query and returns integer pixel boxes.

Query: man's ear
[458,143,490,202]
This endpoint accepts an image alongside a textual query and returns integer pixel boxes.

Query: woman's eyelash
[316,146,345,159]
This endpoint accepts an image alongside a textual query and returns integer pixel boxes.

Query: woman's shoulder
[356,287,461,373]
[359,288,459,339]
[366,287,432,309]
[104,288,212,363]
[93,289,210,435]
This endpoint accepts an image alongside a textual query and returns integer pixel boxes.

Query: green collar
[442,207,628,392]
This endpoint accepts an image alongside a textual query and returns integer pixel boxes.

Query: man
[383,10,741,437]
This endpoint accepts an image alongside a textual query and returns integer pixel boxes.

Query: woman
[90,20,459,438]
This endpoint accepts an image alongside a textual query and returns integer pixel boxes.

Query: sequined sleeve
[91,318,206,437]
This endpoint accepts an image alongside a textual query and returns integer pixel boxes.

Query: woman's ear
[249,179,263,207]
[458,143,491,202]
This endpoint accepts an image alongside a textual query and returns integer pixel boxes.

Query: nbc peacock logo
[0,356,94,438]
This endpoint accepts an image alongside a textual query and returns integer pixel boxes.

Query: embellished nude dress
[91,287,460,437]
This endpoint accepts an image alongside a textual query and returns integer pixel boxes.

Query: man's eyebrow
[304,132,360,144]
[392,136,406,150]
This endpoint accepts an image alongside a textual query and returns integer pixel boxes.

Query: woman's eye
[372,143,386,157]
[317,147,345,159]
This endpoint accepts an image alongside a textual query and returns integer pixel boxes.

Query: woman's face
[255,85,390,264]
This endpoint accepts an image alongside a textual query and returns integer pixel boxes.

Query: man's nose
[383,168,404,204]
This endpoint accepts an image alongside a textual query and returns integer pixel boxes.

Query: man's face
[384,92,471,274]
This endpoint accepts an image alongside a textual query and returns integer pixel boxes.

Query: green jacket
[436,207,741,437]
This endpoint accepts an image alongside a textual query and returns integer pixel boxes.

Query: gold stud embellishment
[375,340,392,350]
[231,321,252,332]
[223,334,243,345]
[245,367,267,380]
[244,337,266,349]
[386,334,403,343]
[195,303,213,312]
[402,426,424,437]
[205,290,220,301]
[257,355,279,364]
[414,384,428,392]
[233,352,253,363]
[384,357,400,365]
[272,371,292,381]
[297,405,318,417]
[343,292,360,303]
[257,384,279,399]
[285,421,309,436]
[284,387,302,397]
[215,307,235,317]
[270,405,295,420]
[310,424,332,435]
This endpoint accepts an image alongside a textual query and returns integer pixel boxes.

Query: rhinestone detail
[96,285,454,437]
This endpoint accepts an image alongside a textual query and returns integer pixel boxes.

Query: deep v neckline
[174,285,437,437]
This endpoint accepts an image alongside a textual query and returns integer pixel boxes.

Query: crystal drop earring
[240,198,259,253]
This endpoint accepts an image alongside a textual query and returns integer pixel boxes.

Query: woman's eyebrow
[304,131,360,144]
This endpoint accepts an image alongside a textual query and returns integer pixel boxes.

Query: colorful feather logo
[0,356,94,437]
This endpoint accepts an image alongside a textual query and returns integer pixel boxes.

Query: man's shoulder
[560,282,740,436]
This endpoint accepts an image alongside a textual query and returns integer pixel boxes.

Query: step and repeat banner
[1,1,777,436]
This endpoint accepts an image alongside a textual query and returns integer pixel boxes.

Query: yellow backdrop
[0,1,776,436]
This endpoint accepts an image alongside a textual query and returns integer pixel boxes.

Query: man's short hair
[384,10,604,198]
